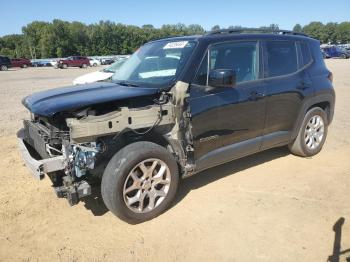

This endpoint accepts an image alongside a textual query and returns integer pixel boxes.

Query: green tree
[293,24,303,32]
[336,22,350,43]
[302,22,326,41]
[211,25,220,31]
[324,22,338,44]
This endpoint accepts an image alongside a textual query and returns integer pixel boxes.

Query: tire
[93,63,97,67]
[341,54,347,59]
[1,65,8,71]
[288,107,328,157]
[22,64,28,68]
[81,63,87,68]
[101,141,179,224]
[62,64,68,69]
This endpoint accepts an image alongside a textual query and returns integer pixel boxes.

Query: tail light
[328,72,333,83]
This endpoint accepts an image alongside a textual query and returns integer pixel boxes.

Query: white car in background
[73,58,127,85]
[89,58,101,67]
[50,60,58,67]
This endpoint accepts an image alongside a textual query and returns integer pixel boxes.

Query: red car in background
[57,56,90,69]
[11,58,32,68]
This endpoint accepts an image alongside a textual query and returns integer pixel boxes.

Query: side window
[299,41,312,67]
[194,41,258,85]
[265,41,297,77]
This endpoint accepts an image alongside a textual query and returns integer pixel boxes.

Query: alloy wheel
[304,115,325,150]
[123,158,171,213]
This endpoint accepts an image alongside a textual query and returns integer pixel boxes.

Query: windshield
[112,40,197,87]
[104,59,127,73]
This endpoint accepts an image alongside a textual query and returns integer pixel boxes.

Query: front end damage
[17,84,193,205]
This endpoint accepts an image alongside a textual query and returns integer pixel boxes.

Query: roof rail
[206,28,308,37]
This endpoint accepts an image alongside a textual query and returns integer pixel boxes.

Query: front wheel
[289,107,328,157]
[81,63,87,68]
[101,141,179,223]
[1,65,8,71]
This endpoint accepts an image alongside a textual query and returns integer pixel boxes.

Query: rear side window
[299,41,312,67]
[265,41,297,77]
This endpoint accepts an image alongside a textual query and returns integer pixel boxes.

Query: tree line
[293,22,350,44]
[0,20,349,59]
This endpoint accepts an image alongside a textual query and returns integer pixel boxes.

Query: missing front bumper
[17,129,65,179]
[17,128,92,205]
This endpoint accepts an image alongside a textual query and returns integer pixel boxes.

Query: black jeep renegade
[18,29,335,223]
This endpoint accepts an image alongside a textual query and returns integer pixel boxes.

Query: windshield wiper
[116,81,139,87]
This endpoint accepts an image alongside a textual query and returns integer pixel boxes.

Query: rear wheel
[101,141,179,223]
[341,54,347,59]
[289,107,328,157]
[22,64,28,68]
[1,65,8,71]
[81,63,87,68]
[62,64,68,69]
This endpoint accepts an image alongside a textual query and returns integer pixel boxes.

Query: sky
[0,0,349,36]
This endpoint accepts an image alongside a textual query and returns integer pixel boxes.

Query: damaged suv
[17,29,335,223]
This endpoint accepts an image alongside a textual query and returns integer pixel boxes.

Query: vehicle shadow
[81,146,290,216]
[327,217,350,262]
[173,146,289,207]
[81,184,109,216]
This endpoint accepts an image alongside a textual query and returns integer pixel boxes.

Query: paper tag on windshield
[163,41,188,49]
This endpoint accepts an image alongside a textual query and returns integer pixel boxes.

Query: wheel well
[105,130,175,157]
[307,101,330,121]
[116,130,185,169]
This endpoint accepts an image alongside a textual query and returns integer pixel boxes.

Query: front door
[189,41,266,172]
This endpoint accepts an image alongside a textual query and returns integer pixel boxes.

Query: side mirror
[208,69,236,88]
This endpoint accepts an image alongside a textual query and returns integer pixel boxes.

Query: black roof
[206,28,308,37]
[149,28,314,44]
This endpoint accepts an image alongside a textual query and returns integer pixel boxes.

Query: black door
[261,40,314,149]
[189,41,266,172]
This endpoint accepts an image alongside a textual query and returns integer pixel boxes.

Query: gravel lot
[0,61,349,261]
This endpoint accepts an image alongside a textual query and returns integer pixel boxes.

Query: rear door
[73,57,80,66]
[189,41,266,171]
[261,40,313,149]
[67,57,74,66]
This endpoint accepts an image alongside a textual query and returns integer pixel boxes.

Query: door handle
[249,91,265,101]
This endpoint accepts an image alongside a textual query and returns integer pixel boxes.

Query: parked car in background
[11,58,31,68]
[321,46,349,59]
[56,56,90,69]
[49,60,58,67]
[101,58,115,65]
[32,60,52,67]
[0,56,11,71]
[321,49,330,59]
[73,58,127,85]
[89,58,101,67]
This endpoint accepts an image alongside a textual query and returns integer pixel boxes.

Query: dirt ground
[0,61,349,262]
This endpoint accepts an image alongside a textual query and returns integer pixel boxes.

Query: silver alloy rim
[123,158,171,213]
[304,115,324,150]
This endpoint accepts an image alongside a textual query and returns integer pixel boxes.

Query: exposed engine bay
[19,83,193,205]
